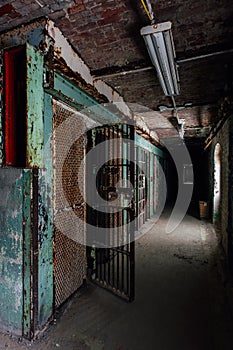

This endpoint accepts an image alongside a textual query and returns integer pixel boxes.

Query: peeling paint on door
[0,169,24,334]
[26,43,44,168]
[38,93,54,327]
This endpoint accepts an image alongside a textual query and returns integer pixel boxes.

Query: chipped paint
[22,169,32,338]
[47,20,93,85]
[26,43,44,168]
[0,169,24,333]
[53,57,108,104]
[38,193,48,246]
[0,19,46,50]
[37,93,54,327]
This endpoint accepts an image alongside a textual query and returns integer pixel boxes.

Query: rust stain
[54,57,108,103]
[54,47,62,59]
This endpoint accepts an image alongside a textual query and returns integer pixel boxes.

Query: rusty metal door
[86,124,135,302]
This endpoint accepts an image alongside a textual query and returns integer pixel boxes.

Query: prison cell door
[87,124,135,302]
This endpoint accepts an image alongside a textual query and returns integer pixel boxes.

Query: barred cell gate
[86,124,135,302]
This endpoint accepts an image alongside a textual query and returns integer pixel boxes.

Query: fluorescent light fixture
[140,21,180,96]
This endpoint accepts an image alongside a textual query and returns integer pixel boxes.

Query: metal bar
[116,125,120,290]
[96,248,99,280]
[108,127,111,285]
[121,212,125,293]
[111,127,115,287]
[109,214,112,286]
[93,66,153,80]
[129,123,135,301]
[126,217,130,297]
[103,128,107,283]
[135,146,139,230]
[177,48,233,63]
[126,125,130,297]
[121,128,125,292]
[129,238,135,301]
[97,131,102,281]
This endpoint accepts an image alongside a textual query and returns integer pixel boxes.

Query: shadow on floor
[1,213,233,350]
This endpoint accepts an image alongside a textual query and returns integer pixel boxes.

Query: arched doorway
[213,143,221,225]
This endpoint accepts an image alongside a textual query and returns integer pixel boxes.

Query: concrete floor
[1,211,233,349]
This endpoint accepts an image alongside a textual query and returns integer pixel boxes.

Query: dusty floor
[1,211,233,349]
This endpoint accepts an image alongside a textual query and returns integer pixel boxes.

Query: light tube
[140,21,180,96]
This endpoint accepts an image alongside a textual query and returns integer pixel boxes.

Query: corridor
[0,3,233,349]
[1,212,233,350]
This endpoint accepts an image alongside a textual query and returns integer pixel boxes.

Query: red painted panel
[4,46,26,166]
[4,49,15,165]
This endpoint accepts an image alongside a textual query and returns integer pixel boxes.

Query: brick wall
[0,0,231,71]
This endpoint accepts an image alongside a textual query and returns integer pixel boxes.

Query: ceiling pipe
[144,0,155,22]
[158,103,193,112]
[93,48,233,80]
[93,66,153,80]
[177,48,233,64]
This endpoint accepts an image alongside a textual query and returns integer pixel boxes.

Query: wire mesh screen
[53,100,86,308]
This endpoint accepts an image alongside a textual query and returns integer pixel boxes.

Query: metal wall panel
[0,169,25,334]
